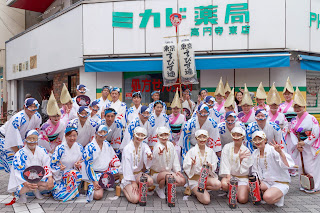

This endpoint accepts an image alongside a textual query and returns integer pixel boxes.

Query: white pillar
[79,66,97,100]
[10,80,17,111]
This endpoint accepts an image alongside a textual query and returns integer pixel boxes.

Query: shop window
[68,74,78,98]
[306,71,320,108]
[123,71,200,113]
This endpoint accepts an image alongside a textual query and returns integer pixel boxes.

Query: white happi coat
[151,141,181,173]
[120,141,152,182]
[101,119,123,150]
[278,101,294,114]
[220,142,253,180]
[179,116,221,158]
[83,138,120,181]
[106,100,127,126]
[246,121,285,153]
[51,141,84,181]
[4,110,42,150]
[90,113,101,126]
[126,105,142,125]
[251,144,294,183]
[68,118,98,147]
[72,97,80,114]
[218,121,246,147]
[95,97,111,116]
[121,117,150,150]
[8,146,52,193]
[148,113,170,148]
[183,144,218,180]
[290,113,320,191]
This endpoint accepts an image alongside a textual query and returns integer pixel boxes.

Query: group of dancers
[0,76,319,207]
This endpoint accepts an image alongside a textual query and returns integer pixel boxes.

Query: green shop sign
[310,12,320,28]
[112,3,250,37]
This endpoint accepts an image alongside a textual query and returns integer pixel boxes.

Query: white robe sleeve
[304,117,320,146]
[183,150,196,179]
[4,116,24,149]
[39,147,53,178]
[219,145,231,177]
[238,148,253,175]
[172,145,181,173]
[272,148,295,169]
[122,147,135,182]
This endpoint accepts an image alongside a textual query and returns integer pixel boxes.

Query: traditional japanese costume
[183,144,218,189]
[289,87,320,193]
[83,136,120,202]
[220,88,238,122]
[60,84,77,121]
[126,104,142,125]
[148,111,170,149]
[246,112,285,153]
[106,88,127,127]
[50,133,84,202]
[150,140,181,181]
[213,78,226,116]
[95,96,111,117]
[68,112,98,147]
[179,105,221,158]
[169,91,186,145]
[279,77,295,114]
[119,140,152,189]
[8,145,52,199]
[101,118,123,156]
[220,142,253,185]
[252,141,294,207]
[238,84,255,125]
[39,92,67,154]
[218,118,246,148]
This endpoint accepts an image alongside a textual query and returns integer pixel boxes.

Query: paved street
[0,170,320,213]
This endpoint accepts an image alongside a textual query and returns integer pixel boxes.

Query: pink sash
[283,100,293,113]
[169,113,180,124]
[215,100,225,112]
[269,111,279,122]
[242,109,253,123]
[47,119,60,135]
[293,112,308,133]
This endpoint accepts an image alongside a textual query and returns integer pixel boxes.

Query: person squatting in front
[251,131,294,207]
[219,127,252,204]
[120,127,153,204]
[183,129,221,204]
[83,125,120,202]
[8,130,54,203]
[150,127,186,199]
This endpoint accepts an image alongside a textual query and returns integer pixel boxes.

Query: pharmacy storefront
[5,0,320,115]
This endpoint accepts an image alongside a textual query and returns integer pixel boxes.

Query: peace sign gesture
[191,156,197,167]
[270,140,282,154]
[158,147,165,155]
[239,149,251,161]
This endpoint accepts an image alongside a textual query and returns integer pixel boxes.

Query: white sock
[18,193,27,203]
[34,190,44,200]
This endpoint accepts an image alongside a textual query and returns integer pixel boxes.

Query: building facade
[5,0,320,115]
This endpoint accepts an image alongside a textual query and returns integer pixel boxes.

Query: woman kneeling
[220,127,252,204]
[183,130,221,205]
[120,127,153,204]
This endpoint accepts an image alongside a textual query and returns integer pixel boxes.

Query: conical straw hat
[293,87,306,107]
[283,77,294,94]
[266,83,281,105]
[224,81,232,94]
[60,84,72,104]
[241,84,253,106]
[224,88,235,108]
[256,82,267,99]
[171,90,181,109]
[215,77,225,96]
[47,91,61,116]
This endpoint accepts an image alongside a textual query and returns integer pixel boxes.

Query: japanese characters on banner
[162,40,178,86]
[179,38,198,85]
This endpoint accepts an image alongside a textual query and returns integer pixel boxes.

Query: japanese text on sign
[131,78,193,93]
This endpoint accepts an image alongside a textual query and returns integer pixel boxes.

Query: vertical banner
[162,40,178,86]
[179,38,198,85]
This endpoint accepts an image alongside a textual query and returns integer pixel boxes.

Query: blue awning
[84,52,290,72]
[300,55,320,71]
